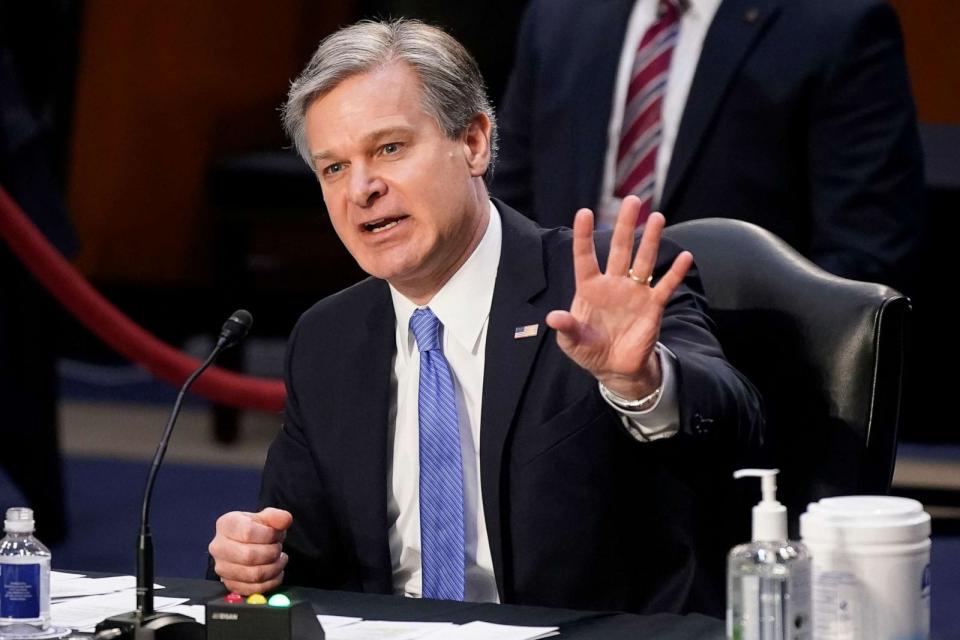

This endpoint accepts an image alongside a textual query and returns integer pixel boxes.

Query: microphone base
[96,611,204,640]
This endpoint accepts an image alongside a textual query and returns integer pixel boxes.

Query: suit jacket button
[698,417,714,436]
[691,413,713,436]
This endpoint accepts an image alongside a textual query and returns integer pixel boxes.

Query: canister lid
[800,496,930,545]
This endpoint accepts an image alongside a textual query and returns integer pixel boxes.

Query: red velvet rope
[0,185,286,412]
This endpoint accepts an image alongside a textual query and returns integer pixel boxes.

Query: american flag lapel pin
[514,324,539,339]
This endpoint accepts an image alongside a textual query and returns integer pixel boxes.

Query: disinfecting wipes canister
[800,496,931,640]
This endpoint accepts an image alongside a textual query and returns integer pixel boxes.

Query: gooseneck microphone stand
[96,310,253,640]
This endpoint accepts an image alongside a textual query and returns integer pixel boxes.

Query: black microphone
[96,310,253,640]
[217,309,253,349]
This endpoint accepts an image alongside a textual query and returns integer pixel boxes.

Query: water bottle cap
[4,507,35,533]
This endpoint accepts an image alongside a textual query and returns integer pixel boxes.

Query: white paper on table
[51,575,165,599]
[166,604,206,624]
[50,591,188,631]
[50,571,85,582]
[325,620,456,640]
[420,621,559,639]
[318,614,364,629]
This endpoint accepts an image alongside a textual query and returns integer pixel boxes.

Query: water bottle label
[0,563,41,618]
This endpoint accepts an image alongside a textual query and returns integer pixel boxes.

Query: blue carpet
[0,457,261,578]
[931,536,960,640]
[899,441,960,463]
[57,360,208,406]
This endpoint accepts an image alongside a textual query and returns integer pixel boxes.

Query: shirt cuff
[598,343,680,442]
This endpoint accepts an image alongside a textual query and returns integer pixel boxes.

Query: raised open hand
[545,195,693,400]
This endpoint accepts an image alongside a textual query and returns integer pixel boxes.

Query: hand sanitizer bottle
[0,508,51,630]
[727,469,811,640]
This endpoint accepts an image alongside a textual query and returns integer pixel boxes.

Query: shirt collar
[652,0,718,19]
[390,200,503,356]
[682,0,721,20]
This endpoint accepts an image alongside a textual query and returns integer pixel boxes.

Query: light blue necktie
[410,307,465,601]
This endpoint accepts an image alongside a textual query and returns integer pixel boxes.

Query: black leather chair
[664,219,910,531]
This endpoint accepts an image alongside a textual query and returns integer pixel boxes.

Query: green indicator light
[267,594,291,607]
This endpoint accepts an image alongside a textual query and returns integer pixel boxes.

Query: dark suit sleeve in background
[807,1,924,294]
[490,0,540,219]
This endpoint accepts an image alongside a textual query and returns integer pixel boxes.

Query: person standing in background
[493,0,924,295]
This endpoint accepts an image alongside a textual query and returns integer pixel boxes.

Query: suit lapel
[573,0,638,209]
[480,202,549,598]
[337,282,395,593]
[661,0,781,211]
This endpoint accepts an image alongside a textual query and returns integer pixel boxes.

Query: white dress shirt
[387,203,502,602]
[598,0,722,226]
[386,202,679,602]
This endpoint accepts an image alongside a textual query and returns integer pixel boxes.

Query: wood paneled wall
[889,0,960,124]
[67,1,354,284]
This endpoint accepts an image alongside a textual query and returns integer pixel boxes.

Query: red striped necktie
[614,0,682,225]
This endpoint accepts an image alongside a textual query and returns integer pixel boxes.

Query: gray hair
[282,19,497,176]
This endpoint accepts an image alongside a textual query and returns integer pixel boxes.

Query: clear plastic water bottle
[0,508,51,629]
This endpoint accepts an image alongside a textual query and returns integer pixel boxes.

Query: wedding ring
[627,268,653,286]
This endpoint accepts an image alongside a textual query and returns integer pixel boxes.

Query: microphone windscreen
[220,309,253,346]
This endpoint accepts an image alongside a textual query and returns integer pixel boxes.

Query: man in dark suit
[493,0,924,294]
[208,19,763,616]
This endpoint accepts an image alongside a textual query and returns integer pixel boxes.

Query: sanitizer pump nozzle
[733,468,787,542]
